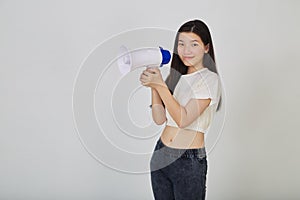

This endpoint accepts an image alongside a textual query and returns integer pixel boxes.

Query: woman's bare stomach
[160,125,205,149]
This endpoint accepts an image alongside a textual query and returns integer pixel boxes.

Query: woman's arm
[140,68,210,128]
[155,85,210,128]
[151,88,166,125]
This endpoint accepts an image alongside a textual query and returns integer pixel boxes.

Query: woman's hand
[139,67,167,89]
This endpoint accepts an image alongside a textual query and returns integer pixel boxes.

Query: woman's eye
[192,43,199,47]
[178,43,184,46]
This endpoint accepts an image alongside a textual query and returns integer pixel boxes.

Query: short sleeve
[191,73,220,106]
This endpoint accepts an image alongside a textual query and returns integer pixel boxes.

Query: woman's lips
[183,56,194,60]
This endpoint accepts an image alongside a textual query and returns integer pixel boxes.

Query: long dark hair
[165,19,222,111]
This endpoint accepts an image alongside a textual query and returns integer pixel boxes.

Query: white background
[1,0,300,199]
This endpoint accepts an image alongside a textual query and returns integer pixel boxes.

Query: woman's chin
[182,61,193,67]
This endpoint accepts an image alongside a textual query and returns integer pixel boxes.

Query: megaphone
[117,45,171,75]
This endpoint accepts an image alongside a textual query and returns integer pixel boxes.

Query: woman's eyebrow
[178,39,200,42]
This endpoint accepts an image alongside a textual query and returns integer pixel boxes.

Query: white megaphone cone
[117,45,171,75]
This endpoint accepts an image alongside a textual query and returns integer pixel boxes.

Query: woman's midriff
[160,125,205,149]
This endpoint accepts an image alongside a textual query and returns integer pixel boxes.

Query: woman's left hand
[139,67,166,89]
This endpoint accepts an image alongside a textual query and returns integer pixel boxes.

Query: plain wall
[1,0,300,199]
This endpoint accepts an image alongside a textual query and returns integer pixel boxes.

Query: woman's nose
[183,46,192,54]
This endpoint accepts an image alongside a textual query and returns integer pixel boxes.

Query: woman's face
[177,32,209,70]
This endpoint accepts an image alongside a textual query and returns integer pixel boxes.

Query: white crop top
[165,67,221,133]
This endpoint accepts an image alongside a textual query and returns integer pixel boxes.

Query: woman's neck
[187,65,205,74]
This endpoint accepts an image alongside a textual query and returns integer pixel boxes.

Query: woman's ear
[205,44,210,53]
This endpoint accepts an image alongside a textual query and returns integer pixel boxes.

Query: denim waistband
[157,138,206,159]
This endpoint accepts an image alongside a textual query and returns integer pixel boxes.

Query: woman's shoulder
[198,68,219,83]
[203,67,218,77]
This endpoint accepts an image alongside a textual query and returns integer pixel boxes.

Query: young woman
[140,19,222,200]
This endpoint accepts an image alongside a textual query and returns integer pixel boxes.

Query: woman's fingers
[140,72,150,85]
[140,68,162,88]
[146,67,159,74]
[143,70,153,76]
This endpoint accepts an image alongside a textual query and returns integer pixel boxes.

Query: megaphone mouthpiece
[159,47,171,65]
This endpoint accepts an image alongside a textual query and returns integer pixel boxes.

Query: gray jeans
[150,138,207,200]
